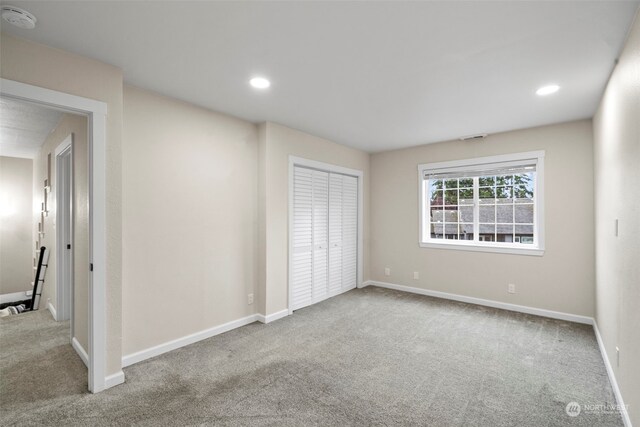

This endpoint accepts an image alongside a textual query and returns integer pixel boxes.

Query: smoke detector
[1,6,37,29]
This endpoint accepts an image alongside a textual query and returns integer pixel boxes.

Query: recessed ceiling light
[250,77,271,89]
[536,84,560,96]
[1,5,37,29]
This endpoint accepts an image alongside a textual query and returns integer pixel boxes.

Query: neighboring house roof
[431,199,533,235]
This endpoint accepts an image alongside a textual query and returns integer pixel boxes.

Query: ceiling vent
[459,134,488,141]
[1,6,37,29]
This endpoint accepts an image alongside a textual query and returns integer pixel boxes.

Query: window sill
[419,241,544,256]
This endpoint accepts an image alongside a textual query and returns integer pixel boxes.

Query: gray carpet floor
[1,286,623,426]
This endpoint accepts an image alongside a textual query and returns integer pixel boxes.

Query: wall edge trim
[593,321,633,427]
[362,280,593,324]
[122,314,260,367]
[105,371,125,389]
[72,337,89,367]
[256,309,289,324]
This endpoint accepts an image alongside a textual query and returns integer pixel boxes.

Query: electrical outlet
[413,272,419,280]
[508,283,516,294]
[247,293,254,305]
[384,267,391,276]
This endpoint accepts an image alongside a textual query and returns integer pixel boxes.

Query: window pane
[515,224,534,235]
[479,187,495,203]
[514,184,534,200]
[459,188,473,202]
[445,178,458,189]
[430,206,444,239]
[514,204,533,224]
[496,224,513,242]
[443,210,459,222]
[431,207,444,222]
[513,173,534,190]
[496,186,513,199]
[460,224,474,240]
[496,175,513,186]
[496,205,513,223]
[479,176,495,186]
[459,178,473,188]
[479,224,495,234]
[479,205,495,223]
[430,189,443,206]
[445,189,458,205]
[460,205,473,222]
[444,223,459,235]
[479,224,495,242]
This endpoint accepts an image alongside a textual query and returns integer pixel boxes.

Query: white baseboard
[105,371,125,389]
[47,302,57,321]
[593,322,632,427]
[72,337,89,367]
[364,280,593,325]
[122,314,260,367]
[256,309,289,324]
[0,290,32,304]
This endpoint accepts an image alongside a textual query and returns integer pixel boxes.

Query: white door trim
[0,78,110,393]
[288,156,364,315]
[54,135,74,338]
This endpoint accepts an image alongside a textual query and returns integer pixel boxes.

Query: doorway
[288,157,364,314]
[1,78,111,392]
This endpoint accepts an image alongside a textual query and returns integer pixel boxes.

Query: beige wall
[370,120,595,317]
[593,13,640,426]
[33,113,90,351]
[122,86,258,356]
[0,156,33,295]
[259,122,370,315]
[1,33,123,376]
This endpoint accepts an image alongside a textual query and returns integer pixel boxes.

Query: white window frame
[418,151,545,256]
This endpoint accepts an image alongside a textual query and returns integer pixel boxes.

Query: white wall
[122,85,258,356]
[593,13,640,426]
[0,156,33,295]
[370,120,595,317]
[258,122,370,315]
[1,33,123,376]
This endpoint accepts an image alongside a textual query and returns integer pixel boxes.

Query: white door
[311,170,329,303]
[328,174,343,296]
[341,175,358,290]
[291,166,357,311]
[291,167,314,310]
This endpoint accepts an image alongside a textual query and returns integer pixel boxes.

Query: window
[419,151,544,256]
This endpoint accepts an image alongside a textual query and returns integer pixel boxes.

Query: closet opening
[287,157,363,313]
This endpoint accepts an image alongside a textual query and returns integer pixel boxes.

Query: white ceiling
[1,1,638,152]
[0,97,63,158]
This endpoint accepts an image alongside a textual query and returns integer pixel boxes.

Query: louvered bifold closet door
[341,175,358,290]
[312,170,329,302]
[291,167,314,310]
[328,174,343,296]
